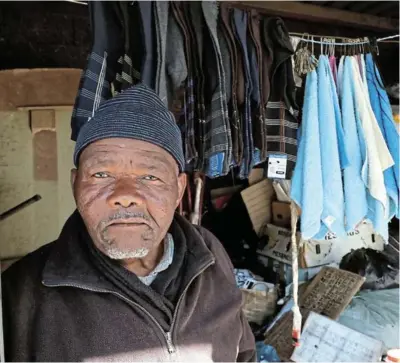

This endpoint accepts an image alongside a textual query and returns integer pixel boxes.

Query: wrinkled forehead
[78,138,179,172]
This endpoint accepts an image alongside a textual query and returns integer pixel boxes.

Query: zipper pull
[166,332,176,354]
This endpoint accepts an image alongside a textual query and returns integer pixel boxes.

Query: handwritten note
[291,312,384,362]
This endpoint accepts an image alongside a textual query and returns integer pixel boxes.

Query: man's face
[71,138,186,260]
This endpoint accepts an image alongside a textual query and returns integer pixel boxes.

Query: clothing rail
[289,33,400,45]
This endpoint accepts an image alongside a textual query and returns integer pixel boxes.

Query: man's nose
[106,179,145,208]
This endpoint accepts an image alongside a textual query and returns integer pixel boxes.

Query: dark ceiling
[301,1,399,19]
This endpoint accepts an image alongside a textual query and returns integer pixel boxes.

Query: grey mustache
[103,211,151,225]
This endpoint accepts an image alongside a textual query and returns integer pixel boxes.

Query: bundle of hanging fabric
[291,45,399,242]
[70,1,299,180]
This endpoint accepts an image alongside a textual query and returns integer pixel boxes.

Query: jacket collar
[42,210,215,292]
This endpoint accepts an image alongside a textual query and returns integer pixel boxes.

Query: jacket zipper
[42,259,214,356]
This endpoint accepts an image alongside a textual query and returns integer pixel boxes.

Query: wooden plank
[0,68,81,111]
[18,105,73,112]
[365,1,399,16]
[31,110,58,181]
[228,1,398,31]
[30,110,56,132]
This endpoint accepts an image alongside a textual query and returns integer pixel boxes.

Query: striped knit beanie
[73,84,185,171]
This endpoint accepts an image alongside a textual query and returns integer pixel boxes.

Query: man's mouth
[107,219,149,228]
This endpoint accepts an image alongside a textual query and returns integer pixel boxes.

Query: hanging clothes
[327,57,350,172]
[165,9,187,109]
[70,1,125,141]
[360,55,370,99]
[365,53,400,219]
[350,56,394,240]
[154,1,169,105]
[292,54,348,240]
[337,56,345,96]
[233,9,255,179]
[329,56,338,87]
[138,2,156,89]
[202,1,232,178]
[248,10,266,163]
[313,55,346,239]
[71,4,301,180]
[188,2,207,172]
[290,69,324,240]
[263,18,299,179]
[220,4,243,166]
[340,56,369,232]
[170,3,198,168]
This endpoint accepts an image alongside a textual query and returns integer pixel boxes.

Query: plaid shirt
[265,101,299,176]
[202,2,232,177]
[171,3,198,168]
[263,17,299,179]
[71,2,142,140]
[71,51,112,141]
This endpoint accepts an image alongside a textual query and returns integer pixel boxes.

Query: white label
[323,215,336,227]
[267,155,287,179]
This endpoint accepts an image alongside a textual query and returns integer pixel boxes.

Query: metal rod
[290,32,399,45]
[0,195,42,222]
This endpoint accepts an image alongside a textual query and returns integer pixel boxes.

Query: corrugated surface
[302,1,399,19]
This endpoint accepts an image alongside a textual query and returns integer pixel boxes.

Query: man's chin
[103,245,150,260]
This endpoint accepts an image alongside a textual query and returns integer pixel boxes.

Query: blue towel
[291,69,324,239]
[314,55,346,239]
[327,57,350,170]
[366,53,399,219]
[341,57,369,231]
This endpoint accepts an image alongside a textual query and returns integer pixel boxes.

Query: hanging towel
[326,56,350,170]
[341,57,369,231]
[313,55,346,239]
[351,56,394,240]
[366,53,400,219]
[361,55,370,99]
[329,56,338,87]
[337,56,345,97]
[290,70,324,240]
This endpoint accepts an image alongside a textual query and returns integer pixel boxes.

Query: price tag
[267,155,287,179]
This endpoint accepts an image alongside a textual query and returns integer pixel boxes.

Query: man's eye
[142,175,160,181]
[92,172,110,178]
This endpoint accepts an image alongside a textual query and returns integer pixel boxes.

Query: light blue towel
[341,57,369,231]
[327,57,350,170]
[349,56,388,241]
[314,55,346,239]
[366,53,399,219]
[291,70,324,239]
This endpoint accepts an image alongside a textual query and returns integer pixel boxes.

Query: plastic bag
[339,248,399,290]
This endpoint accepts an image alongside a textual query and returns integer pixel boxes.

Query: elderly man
[2,85,256,362]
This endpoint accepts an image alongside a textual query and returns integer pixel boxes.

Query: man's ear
[71,168,78,198]
[176,173,187,208]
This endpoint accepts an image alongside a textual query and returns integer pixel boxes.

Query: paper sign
[267,154,287,179]
[241,180,275,236]
[291,312,384,362]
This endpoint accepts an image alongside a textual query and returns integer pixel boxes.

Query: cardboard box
[241,179,275,236]
[272,201,291,227]
[257,222,385,268]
